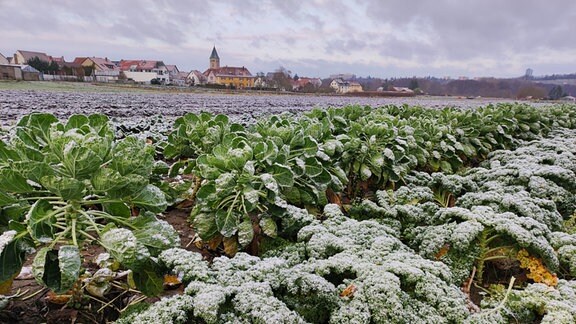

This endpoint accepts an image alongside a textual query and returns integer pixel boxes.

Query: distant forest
[320,74,576,99]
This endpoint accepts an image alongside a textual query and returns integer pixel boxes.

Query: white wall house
[330,78,363,94]
[119,60,170,84]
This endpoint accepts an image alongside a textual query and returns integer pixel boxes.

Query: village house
[118,60,170,84]
[77,57,120,82]
[203,47,254,89]
[165,65,179,80]
[330,78,363,94]
[292,77,322,91]
[0,53,8,65]
[187,70,207,86]
[12,50,53,65]
[166,65,189,86]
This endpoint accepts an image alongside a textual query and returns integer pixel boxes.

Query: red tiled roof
[188,70,207,81]
[165,65,178,73]
[203,66,253,77]
[73,57,87,65]
[86,57,119,71]
[119,60,164,71]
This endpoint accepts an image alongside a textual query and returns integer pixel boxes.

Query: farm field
[0,81,533,127]
[1,86,575,323]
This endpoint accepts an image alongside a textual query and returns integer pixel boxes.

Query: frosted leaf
[0,230,16,253]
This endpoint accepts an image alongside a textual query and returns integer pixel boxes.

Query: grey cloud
[362,0,576,61]
[1,0,575,78]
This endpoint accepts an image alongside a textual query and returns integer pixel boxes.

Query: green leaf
[88,114,113,137]
[91,168,124,193]
[100,228,150,269]
[65,114,90,131]
[283,187,302,205]
[15,113,58,149]
[102,202,131,218]
[12,161,54,184]
[112,136,155,177]
[215,209,239,237]
[195,183,216,200]
[304,157,323,177]
[130,184,167,213]
[312,169,332,186]
[272,164,294,187]
[26,199,57,243]
[383,148,395,161]
[237,219,254,247]
[301,136,318,158]
[196,155,222,179]
[191,210,219,240]
[440,160,453,173]
[259,218,277,238]
[0,230,26,284]
[50,133,106,180]
[253,142,268,161]
[131,259,164,297]
[108,174,149,198]
[0,190,17,207]
[0,140,20,161]
[32,248,52,289]
[32,245,81,294]
[40,175,86,201]
[242,186,260,212]
[0,169,34,193]
[260,173,279,194]
[131,213,180,256]
[360,164,372,181]
[56,245,81,293]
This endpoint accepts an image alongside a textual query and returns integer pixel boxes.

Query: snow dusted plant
[119,204,470,323]
[471,280,576,323]
[345,128,576,285]
[0,113,179,296]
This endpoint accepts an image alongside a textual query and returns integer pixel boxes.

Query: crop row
[1,103,576,322]
[121,127,576,323]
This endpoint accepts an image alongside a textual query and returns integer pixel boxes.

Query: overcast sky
[1,0,574,79]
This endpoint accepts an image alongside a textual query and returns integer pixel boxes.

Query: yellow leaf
[46,291,72,305]
[207,235,223,251]
[434,243,450,260]
[0,275,16,295]
[517,249,558,287]
[223,236,238,257]
[339,284,357,298]
[163,274,182,289]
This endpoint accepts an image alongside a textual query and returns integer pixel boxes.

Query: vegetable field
[1,93,576,323]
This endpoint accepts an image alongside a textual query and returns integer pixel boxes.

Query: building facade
[119,60,170,84]
[203,47,254,88]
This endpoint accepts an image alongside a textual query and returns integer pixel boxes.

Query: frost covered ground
[0,85,534,127]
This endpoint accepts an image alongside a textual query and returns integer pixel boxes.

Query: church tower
[210,46,220,69]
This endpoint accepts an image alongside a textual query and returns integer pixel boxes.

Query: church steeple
[210,46,220,69]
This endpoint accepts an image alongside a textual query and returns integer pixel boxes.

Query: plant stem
[77,230,97,241]
[227,191,241,219]
[49,227,71,249]
[79,210,102,235]
[71,218,78,247]
[90,210,136,229]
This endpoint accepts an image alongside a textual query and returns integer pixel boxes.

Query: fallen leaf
[163,274,182,289]
[435,243,450,260]
[46,291,72,305]
[340,284,357,298]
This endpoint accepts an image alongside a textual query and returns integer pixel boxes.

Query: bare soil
[0,208,197,324]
